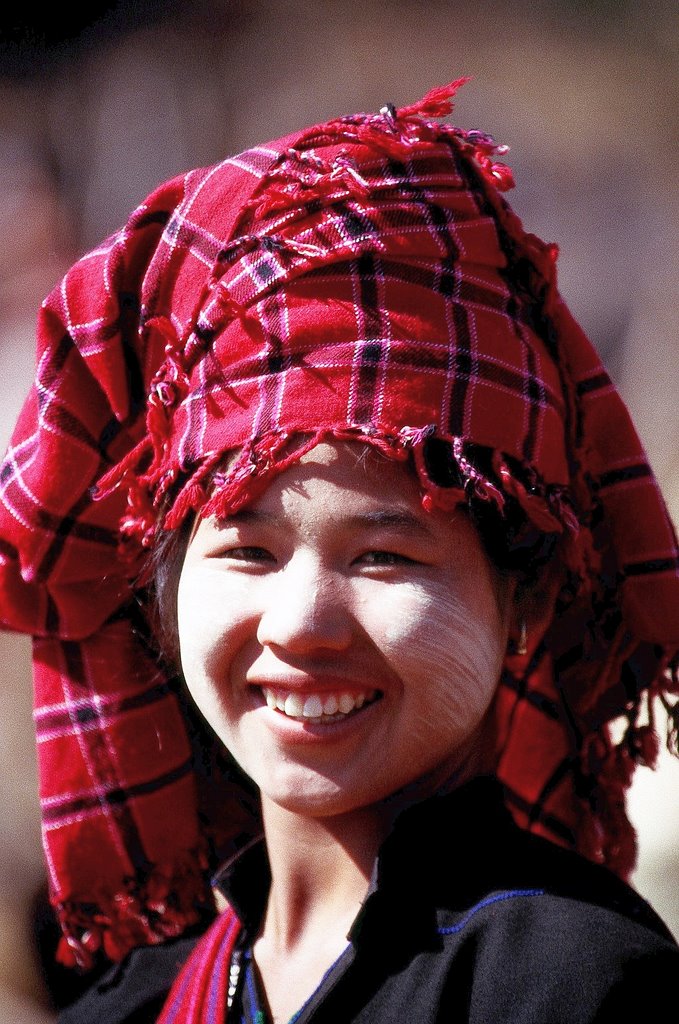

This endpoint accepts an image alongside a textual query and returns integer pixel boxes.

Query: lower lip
[249,690,382,745]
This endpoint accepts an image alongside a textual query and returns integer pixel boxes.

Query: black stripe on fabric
[502,781,576,847]
[256,288,289,383]
[450,148,556,450]
[318,204,381,253]
[38,332,73,411]
[67,520,120,545]
[447,302,473,437]
[201,342,563,419]
[164,216,222,264]
[194,322,216,344]
[457,278,507,312]
[499,640,550,698]
[57,642,153,875]
[522,336,543,463]
[33,288,150,578]
[533,756,579,818]
[402,179,463,281]
[43,403,105,456]
[577,371,611,397]
[44,591,60,634]
[135,209,172,231]
[438,267,457,298]
[263,295,289,375]
[306,258,511,318]
[500,679,563,723]
[553,642,584,676]
[37,679,174,734]
[342,207,379,242]
[300,196,324,218]
[98,414,125,453]
[35,509,120,548]
[40,329,138,458]
[42,757,194,824]
[624,556,679,577]
[0,534,17,559]
[245,291,292,442]
[401,151,460,181]
[254,256,278,286]
[117,290,147,418]
[352,254,384,426]
[353,347,382,425]
[381,164,482,442]
[598,463,652,489]
[36,484,117,597]
[200,338,419,379]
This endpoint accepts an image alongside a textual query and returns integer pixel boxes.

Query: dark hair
[148,514,193,672]
[421,437,560,577]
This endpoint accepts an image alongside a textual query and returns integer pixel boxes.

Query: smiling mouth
[261,687,381,724]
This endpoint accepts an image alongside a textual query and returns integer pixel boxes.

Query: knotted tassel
[398,76,471,120]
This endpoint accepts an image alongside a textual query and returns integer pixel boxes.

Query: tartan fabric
[1,80,678,971]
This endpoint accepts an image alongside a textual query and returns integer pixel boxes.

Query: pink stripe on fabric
[157,909,240,1024]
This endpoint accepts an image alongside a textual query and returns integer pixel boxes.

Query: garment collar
[212,777,510,942]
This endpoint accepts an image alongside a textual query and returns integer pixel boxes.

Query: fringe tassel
[95,436,153,500]
[398,77,471,120]
[659,683,679,755]
[54,847,212,970]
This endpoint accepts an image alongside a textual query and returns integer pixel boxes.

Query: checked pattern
[0,84,677,968]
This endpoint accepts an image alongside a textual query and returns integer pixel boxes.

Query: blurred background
[1,0,677,1016]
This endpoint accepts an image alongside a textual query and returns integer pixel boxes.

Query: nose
[256,555,353,654]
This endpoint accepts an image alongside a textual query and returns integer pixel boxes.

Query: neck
[258,798,388,953]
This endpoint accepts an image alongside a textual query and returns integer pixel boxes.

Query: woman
[1,80,678,1022]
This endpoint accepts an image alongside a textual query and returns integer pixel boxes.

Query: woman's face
[177,441,514,819]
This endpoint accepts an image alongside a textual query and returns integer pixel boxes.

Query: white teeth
[262,688,378,721]
[302,695,323,718]
[284,693,305,718]
[322,694,339,716]
[338,693,355,714]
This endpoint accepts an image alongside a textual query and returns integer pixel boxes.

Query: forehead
[211,440,434,528]
[257,440,421,508]
[195,439,486,557]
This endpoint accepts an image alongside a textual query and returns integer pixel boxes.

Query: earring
[517,619,528,656]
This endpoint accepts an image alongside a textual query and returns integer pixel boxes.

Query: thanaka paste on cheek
[382,581,508,762]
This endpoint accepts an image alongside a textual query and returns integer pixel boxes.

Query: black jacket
[59,778,678,1023]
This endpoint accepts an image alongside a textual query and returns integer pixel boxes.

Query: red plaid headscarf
[1,80,678,972]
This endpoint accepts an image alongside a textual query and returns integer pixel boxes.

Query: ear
[510,559,564,655]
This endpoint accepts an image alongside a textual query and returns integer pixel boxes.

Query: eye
[355,550,417,567]
[222,546,276,563]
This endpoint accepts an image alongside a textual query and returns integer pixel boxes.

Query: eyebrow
[220,507,436,536]
[343,510,435,536]
[218,509,276,526]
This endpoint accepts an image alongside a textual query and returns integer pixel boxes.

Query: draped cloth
[0,80,677,970]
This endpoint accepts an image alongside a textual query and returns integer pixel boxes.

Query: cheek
[176,566,251,691]
[375,579,509,721]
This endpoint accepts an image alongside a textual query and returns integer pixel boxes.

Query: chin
[263,781,365,818]
[255,765,390,820]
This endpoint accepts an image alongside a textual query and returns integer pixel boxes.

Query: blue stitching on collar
[437,889,545,935]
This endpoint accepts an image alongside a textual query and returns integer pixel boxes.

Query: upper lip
[247,675,381,694]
